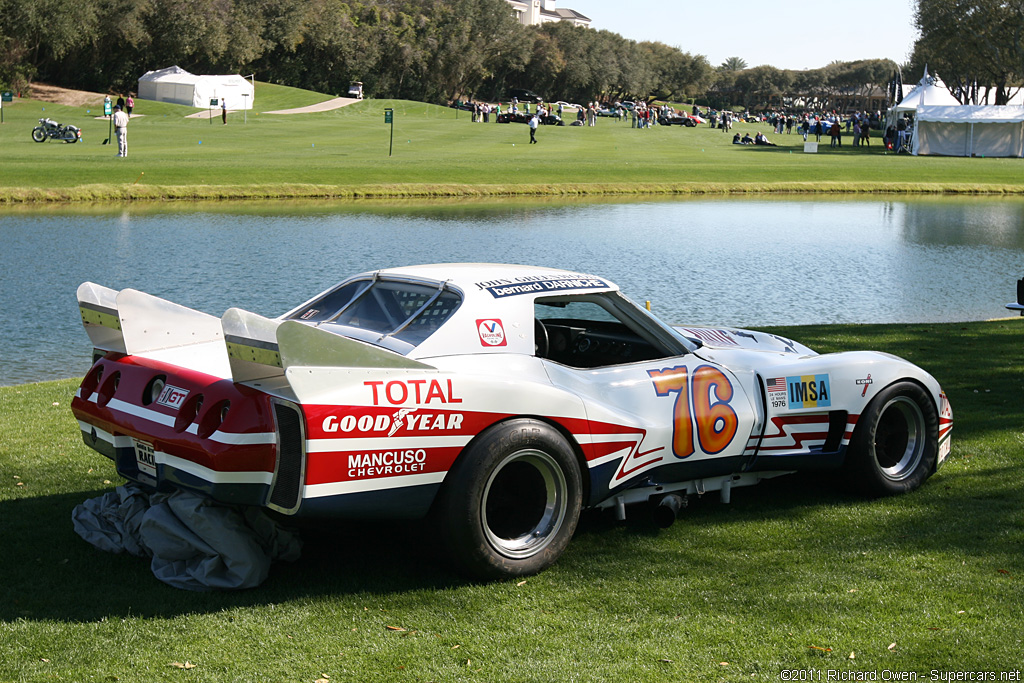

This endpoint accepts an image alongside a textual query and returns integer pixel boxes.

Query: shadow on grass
[566,461,1023,579]
[3,452,1020,624]
[0,489,467,623]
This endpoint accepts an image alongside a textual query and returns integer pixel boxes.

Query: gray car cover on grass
[72,484,302,591]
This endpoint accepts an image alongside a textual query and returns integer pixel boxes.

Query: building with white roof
[506,0,591,27]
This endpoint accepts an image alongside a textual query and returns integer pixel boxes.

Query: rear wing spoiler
[77,282,433,385]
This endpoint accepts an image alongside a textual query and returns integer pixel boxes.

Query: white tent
[912,105,1024,157]
[137,66,254,109]
[892,70,960,115]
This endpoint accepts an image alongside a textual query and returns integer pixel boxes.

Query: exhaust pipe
[654,493,687,528]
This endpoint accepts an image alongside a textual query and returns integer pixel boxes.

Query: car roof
[372,263,618,296]
[352,264,620,359]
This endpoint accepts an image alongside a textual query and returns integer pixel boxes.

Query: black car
[659,114,698,127]
[509,89,544,104]
[497,111,564,126]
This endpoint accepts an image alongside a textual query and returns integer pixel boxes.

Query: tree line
[0,0,716,104]
[910,0,1024,104]
[2,0,1019,110]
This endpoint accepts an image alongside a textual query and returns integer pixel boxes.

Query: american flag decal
[766,377,786,393]
[682,328,739,347]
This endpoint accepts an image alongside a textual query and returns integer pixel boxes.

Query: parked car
[508,88,544,104]
[659,114,699,127]
[497,111,564,126]
[71,264,952,579]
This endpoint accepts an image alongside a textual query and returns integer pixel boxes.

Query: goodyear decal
[786,374,831,409]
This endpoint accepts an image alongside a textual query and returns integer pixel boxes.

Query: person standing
[896,116,908,150]
[221,98,228,124]
[112,104,129,157]
[126,93,134,115]
[529,113,539,143]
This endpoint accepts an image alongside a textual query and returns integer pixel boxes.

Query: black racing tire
[684,119,697,127]
[843,381,938,496]
[436,418,582,579]
[65,133,79,143]
[31,127,46,143]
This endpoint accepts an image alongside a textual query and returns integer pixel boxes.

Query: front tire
[32,127,46,143]
[436,419,582,579]
[843,381,938,496]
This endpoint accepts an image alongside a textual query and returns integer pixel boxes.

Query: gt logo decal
[648,365,739,457]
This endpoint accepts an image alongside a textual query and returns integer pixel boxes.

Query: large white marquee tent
[137,66,254,109]
[891,70,960,115]
[912,105,1024,157]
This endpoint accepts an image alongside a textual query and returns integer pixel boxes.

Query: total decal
[364,378,463,406]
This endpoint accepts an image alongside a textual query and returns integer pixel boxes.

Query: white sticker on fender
[133,438,157,477]
[156,384,189,410]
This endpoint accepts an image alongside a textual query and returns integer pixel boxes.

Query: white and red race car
[72,264,952,578]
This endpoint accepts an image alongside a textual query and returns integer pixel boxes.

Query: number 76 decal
[648,365,739,457]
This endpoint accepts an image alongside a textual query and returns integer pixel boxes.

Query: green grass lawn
[1,318,1021,682]
[3,86,1024,202]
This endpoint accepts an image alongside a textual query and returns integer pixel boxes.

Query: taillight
[80,364,104,400]
[96,371,120,407]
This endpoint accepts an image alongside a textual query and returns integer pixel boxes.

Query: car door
[535,298,760,503]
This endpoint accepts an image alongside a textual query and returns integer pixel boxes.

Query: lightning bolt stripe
[757,415,858,454]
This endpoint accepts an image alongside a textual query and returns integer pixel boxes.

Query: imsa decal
[786,374,831,409]
[766,375,832,410]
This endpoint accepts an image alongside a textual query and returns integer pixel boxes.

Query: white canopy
[893,70,960,114]
[137,66,254,109]
[912,105,1024,157]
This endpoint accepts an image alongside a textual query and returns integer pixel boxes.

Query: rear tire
[32,127,46,143]
[843,381,938,496]
[436,419,582,579]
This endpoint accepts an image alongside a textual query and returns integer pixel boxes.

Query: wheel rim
[482,449,567,560]
[874,396,926,481]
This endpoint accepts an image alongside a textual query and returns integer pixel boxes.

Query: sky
[564,0,919,71]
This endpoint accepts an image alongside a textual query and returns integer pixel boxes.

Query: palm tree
[719,56,748,71]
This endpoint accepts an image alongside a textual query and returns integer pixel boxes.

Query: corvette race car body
[72,264,952,578]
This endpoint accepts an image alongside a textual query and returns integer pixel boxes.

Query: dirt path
[29,83,109,107]
[260,97,361,114]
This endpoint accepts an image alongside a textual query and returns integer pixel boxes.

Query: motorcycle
[31,117,81,143]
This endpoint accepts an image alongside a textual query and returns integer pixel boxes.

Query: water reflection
[1,196,1021,385]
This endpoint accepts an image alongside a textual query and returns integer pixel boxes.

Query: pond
[2,196,1022,386]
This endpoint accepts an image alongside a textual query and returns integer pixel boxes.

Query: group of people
[457,96,907,153]
[708,110,734,131]
[732,131,776,146]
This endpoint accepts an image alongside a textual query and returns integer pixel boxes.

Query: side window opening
[534,295,681,368]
